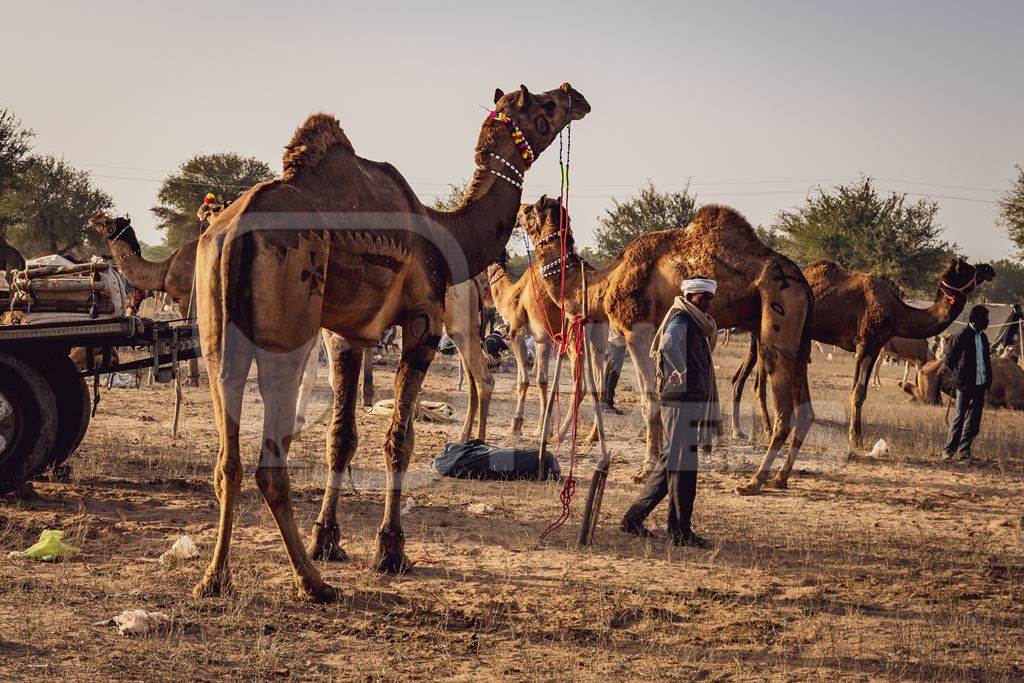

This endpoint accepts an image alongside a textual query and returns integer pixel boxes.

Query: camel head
[938,259,996,302]
[489,83,591,159]
[196,193,227,228]
[90,211,142,255]
[518,196,575,252]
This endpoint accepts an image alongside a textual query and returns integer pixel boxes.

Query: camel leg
[623,326,662,480]
[360,347,374,408]
[294,333,323,437]
[768,359,814,488]
[736,358,796,495]
[754,360,771,443]
[901,361,910,386]
[556,349,586,443]
[730,335,758,440]
[848,343,880,451]
[509,330,530,436]
[253,339,337,602]
[373,312,440,573]
[534,340,552,437]
[307,338,360,561]
[584,324,609,444]
[192,341,251,598]
[188,357,200,387]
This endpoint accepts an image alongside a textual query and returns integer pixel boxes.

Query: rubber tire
[35,353,91,472]
[0,353,58,495]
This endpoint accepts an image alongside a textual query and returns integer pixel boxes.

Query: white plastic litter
[96,610,172,636]
[159,534,200,565]
[868,439,888,457]
[467,503,495,515]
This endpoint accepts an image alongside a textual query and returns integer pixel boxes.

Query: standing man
[620,277,718,548]
[943,304,993,461]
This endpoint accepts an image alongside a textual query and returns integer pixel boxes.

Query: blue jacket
[944,325,992,391]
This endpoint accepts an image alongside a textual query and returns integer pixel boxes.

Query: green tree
[429,180,468,211]
[0,109,35,237]
[981,258,1024,303]
[593,181,697,262]
[1000,165,1024,259]
[772,178,956,291]
[1,155,113,258]
[152,153,273,248]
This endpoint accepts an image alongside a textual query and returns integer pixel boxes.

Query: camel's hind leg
[736,355,796,495]
[623,325,662,480]
[373,310,440,573]
[294,332,324,437]
[307,335,362,562]
[253,339,338,602]
[768,359,814,488]
[731,334,758,440]
[193,338,252,598]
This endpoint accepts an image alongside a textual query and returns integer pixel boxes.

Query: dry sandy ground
[1,340,1022,680]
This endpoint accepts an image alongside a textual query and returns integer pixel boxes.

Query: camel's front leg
[509,330,530,436]
[374,311,440,573]
[737,354,795,495]
[307,336,361,562]
[534,340,552,437]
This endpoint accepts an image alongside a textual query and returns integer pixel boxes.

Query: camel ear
[517,84,532,107]
[536,193,547,206]
[493,88,504,105]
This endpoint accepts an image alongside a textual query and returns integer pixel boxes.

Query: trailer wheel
[36,353,91,472]
[0,353,58,495]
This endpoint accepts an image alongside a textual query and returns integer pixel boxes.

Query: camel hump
[282,113,354,179]
[691,204,752,231]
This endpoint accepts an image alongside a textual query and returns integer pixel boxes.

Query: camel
[872,336,932,387]
[485,252,564,436]
[904,356,1024,410]
[194,84,590,601]
[732,259,995,449]
[519,198,815,494]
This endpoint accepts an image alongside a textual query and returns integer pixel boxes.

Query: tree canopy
[1000,165,1024,259]
[980,258,1024,303]
[152,152,273,247]
[0,155,113,258]
[0,109,35,238]
[592,181,697,262]
[771,178,957,291]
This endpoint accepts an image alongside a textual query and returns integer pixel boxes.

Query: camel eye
[543,101,557,114]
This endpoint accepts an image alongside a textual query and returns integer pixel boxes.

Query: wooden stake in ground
[577,264,611,545]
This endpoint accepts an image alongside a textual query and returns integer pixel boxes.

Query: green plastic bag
[13,529,76,562]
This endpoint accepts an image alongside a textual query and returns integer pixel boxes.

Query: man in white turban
[620,276,718,548]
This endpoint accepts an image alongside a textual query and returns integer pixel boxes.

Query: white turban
[681,278,717,296]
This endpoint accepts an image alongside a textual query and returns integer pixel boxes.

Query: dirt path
[1,345,1022,680]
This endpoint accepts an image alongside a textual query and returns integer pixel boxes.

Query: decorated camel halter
[487,110,534,170]
[939,264,979,304]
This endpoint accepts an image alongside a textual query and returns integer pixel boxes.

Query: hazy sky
[2,1,1021,260]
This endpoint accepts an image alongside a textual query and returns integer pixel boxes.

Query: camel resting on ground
[904,357,1024,410]
[873,336,933,387]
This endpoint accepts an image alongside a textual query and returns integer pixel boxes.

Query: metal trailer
[0,316,200,494]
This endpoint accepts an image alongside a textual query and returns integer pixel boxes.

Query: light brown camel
[872,336,932,387]
[519,198,815,494]
[194,84,590,601]
[732,259,995,449]
[904,356,1024,409]
[486,252,564,436]
[90,214,197,310]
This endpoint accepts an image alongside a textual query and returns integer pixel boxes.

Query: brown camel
[194,84,590,601]
[905,356,1024,409]
[732,259,995,449]
[485,252,564,436]
[519,198,815,494]
[872,336,932,387]
[90,213,197,310]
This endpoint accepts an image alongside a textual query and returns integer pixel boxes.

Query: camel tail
[799,279,815,365]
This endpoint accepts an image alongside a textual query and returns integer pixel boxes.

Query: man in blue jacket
[943,305,993,461]
[620,277,718,548]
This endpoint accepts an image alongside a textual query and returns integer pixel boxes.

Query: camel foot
[732,430,749,443]
[735,473,768,496]
[511,416,524,437]
[307,522,348,562]
[299,579,340,604]
[631,463,653,484]
[193,571,230,598]
[766,475,789,489]
[16,482,39,500]
[372,528,413,574]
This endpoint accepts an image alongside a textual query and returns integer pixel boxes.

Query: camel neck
[425,122,526,284]
[107,238,169,292]
[892,287,964,338]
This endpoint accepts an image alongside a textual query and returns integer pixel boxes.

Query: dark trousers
[623,402,701,540]
[945,385,986,456]
[602,342,628,406]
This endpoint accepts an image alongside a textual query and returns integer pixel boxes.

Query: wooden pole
[578,264,612,546]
